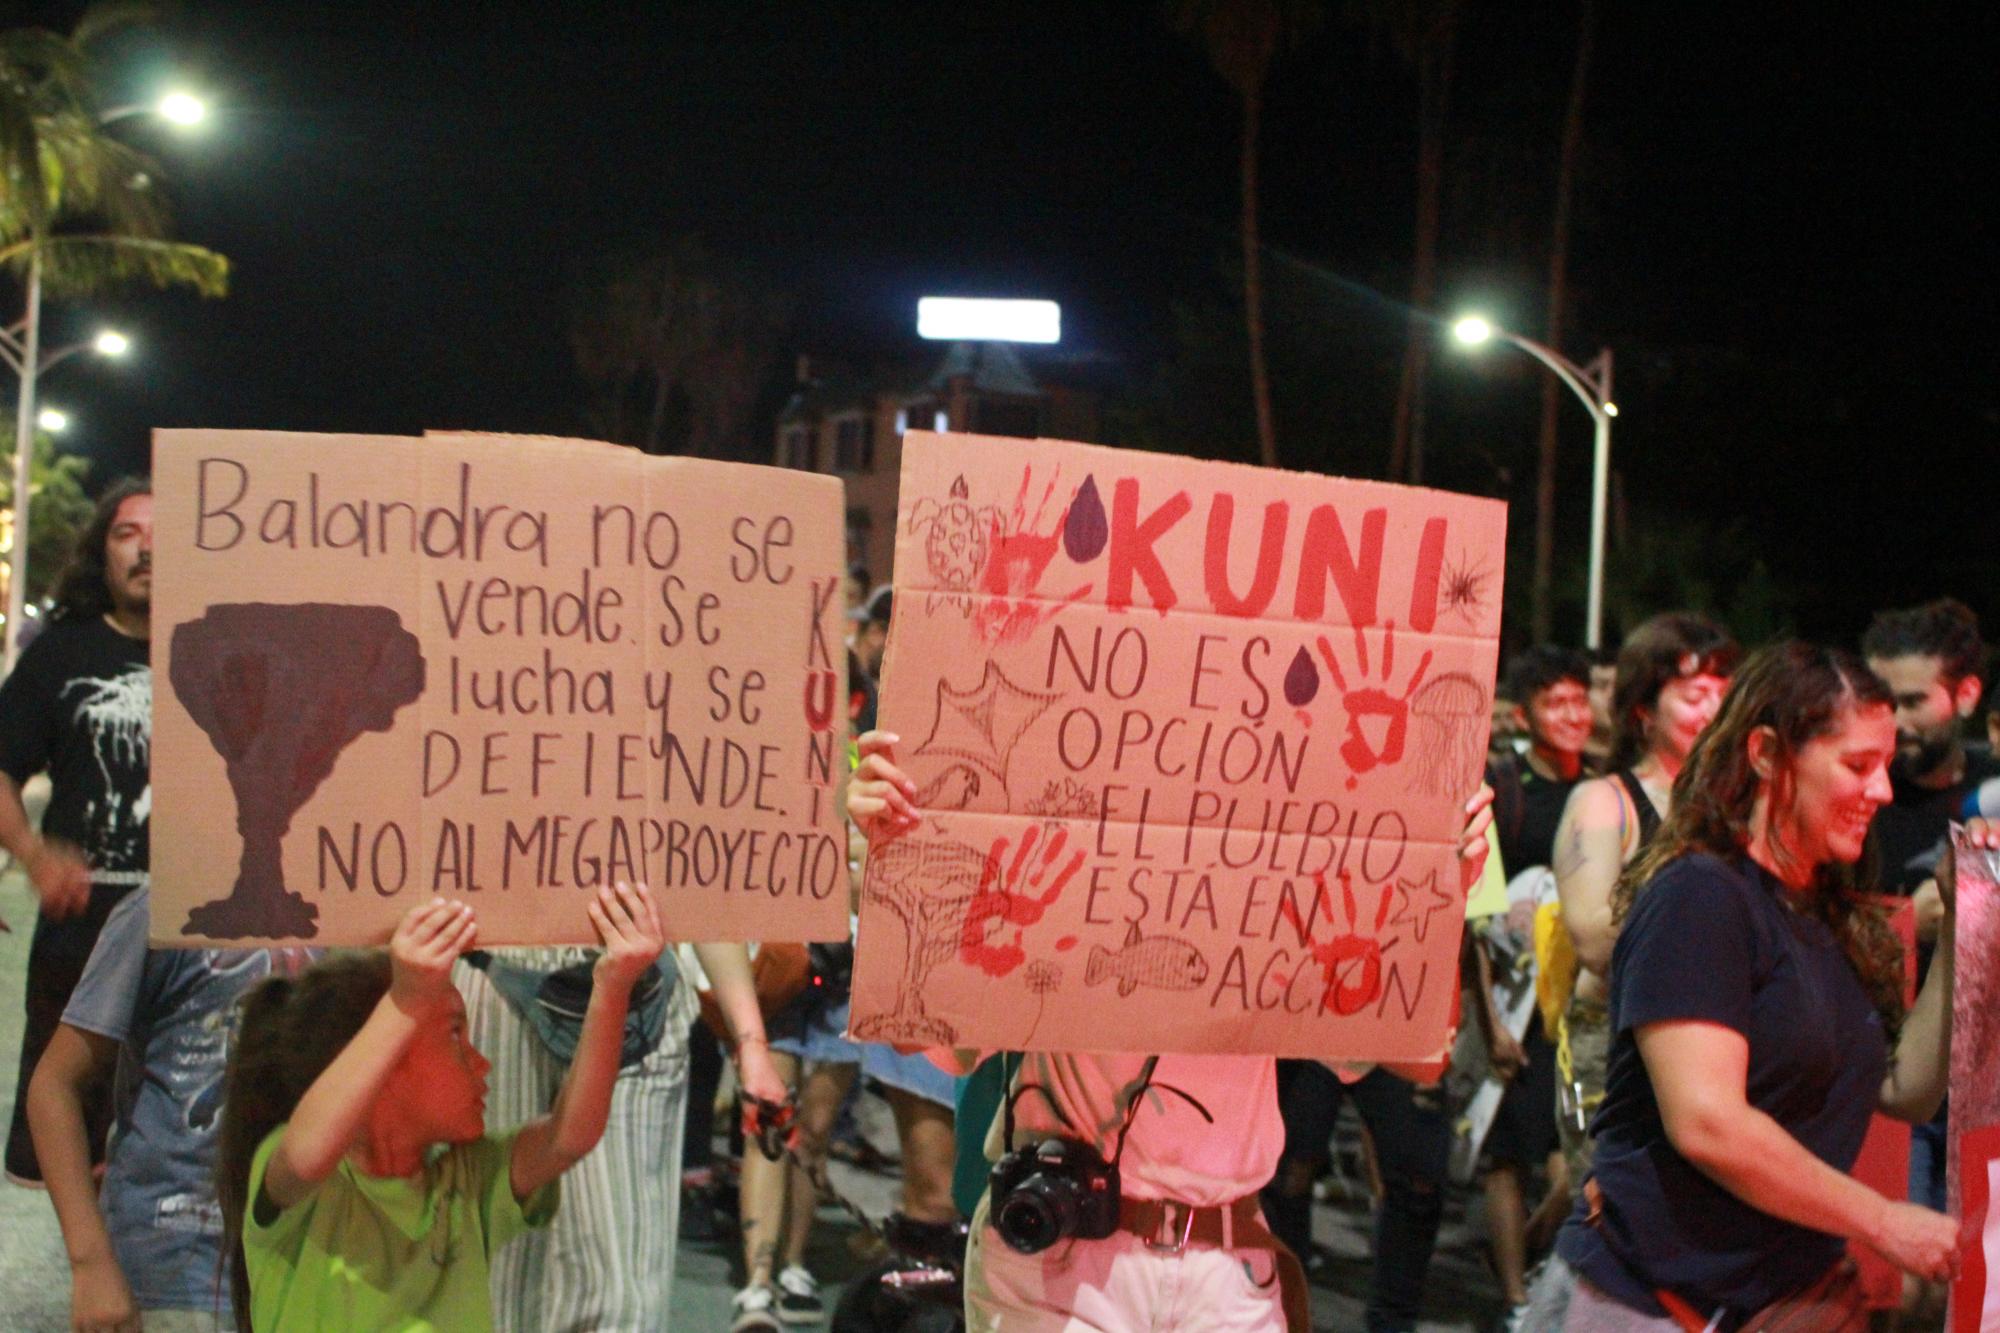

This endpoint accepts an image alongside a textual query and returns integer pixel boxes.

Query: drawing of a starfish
[914,660,1062,794]
[1386,868,1459,944]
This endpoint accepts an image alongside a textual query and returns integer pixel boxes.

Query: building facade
[773,341,1101,582]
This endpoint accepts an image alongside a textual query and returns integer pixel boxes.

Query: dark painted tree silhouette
[172,603,424,939]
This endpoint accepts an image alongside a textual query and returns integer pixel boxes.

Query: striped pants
[457,951,693,1333]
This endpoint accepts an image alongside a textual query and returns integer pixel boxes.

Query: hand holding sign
[589,881,664,993]
[850,731,922,842]
[150,430,850,947]
[851,432,1507,1061]
[389,898,478,1018]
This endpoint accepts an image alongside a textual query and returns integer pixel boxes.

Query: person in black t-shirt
[0,479,153,1185]
[1862,598,1992,915]
[1860,597,1992,1319]
[1478,646,1592,1316]
[1528,643,1971,1328]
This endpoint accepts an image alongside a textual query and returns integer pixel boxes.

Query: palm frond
[6,233,228,298]
[69,2,161,55]
[32,113,175,232]
[1,10,229,307]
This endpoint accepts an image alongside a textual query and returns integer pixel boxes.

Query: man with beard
[0,479,154,1185]
[1863,599,1994,911]
[1861,596,1993,1320]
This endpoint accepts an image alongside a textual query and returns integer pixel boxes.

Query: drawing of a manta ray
[913,660,1060,794]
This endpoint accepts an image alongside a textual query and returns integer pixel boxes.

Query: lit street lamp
[3,319,123,643]
[1453,316,1618,650]
[5,87,206,668]
[100,90,209,128]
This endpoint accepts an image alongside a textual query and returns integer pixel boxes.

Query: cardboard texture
[1955,1121,2000,1332]
[1952,831,2000,1331]
[849,433,1506,1060]
[150,429,849,946]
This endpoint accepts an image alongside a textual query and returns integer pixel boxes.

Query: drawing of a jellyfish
[1410,672,1488,798]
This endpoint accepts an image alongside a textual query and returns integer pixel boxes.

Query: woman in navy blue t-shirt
[1526,643,1992,1329]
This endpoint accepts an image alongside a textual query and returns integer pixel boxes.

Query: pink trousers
[963,1195,1286,1332]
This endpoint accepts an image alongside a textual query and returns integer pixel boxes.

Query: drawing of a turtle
[907,474,1003,594]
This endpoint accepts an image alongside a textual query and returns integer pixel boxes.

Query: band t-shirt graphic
[0,616,153,878]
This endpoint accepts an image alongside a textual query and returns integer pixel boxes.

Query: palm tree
[1530,0,1595,641]
[2,6,228,662]
[1170,0,1322,471]
[567,237,788,458]
[0,420,93,605]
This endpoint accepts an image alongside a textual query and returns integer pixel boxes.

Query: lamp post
[1452,316,1617,650]
[2,316,129,657]
[3,91,203,669]
[99,91,209,128]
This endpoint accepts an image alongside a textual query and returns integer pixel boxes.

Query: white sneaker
[730,1282,783,1333]
[775,1265,825,1324]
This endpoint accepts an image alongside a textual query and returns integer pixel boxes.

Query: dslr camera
[988,1137,1121,1254]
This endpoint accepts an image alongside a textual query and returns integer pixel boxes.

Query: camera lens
[995,1175,1079,1254]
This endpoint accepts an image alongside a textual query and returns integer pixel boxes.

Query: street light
[36,408,69,433]
[100,90,210,128]
[157,91,207,126]
[6,87,206,668]
[1453,314,1618,650]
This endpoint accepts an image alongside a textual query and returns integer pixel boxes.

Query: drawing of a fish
[1085,921,1210,998]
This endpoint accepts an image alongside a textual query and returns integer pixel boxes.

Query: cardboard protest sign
[1952,829,2000,1331]
[849,433,1506,1061]
[150,430,849,946]
[1955,1121,2000,1333]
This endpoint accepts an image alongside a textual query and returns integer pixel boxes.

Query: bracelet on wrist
[734,1033,769,1056]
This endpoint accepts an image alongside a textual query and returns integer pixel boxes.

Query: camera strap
[1004,1053,1204,1169]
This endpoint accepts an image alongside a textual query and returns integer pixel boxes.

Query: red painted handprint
[1280,871,1398,1017]
[1316,623,1435,790]
[971,467,1093,646]
[960,822,1085,978]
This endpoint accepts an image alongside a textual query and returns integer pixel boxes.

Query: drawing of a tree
[851,837,992,1045]
[172,603,424,939]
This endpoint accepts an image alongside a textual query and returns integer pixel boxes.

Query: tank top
[1612,768,1665,851]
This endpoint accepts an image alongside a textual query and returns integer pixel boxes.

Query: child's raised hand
[590,880,664,994]
[389,897,477,1015]
[849,730,922,846]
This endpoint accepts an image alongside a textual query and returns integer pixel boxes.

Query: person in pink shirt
[848,729,1494,1332]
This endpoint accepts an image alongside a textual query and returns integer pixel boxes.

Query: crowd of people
[0,479,1994,1332]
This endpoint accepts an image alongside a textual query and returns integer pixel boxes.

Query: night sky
[21,1,1997,647]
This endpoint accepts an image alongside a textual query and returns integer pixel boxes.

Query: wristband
[734,1033,770,1055]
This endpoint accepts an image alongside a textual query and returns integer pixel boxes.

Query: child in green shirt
[217,884,665,1332]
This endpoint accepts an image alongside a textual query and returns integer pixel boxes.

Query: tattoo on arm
[1554,822,1589,880]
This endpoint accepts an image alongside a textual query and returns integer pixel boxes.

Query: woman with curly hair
[1526,642,1986,1328]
